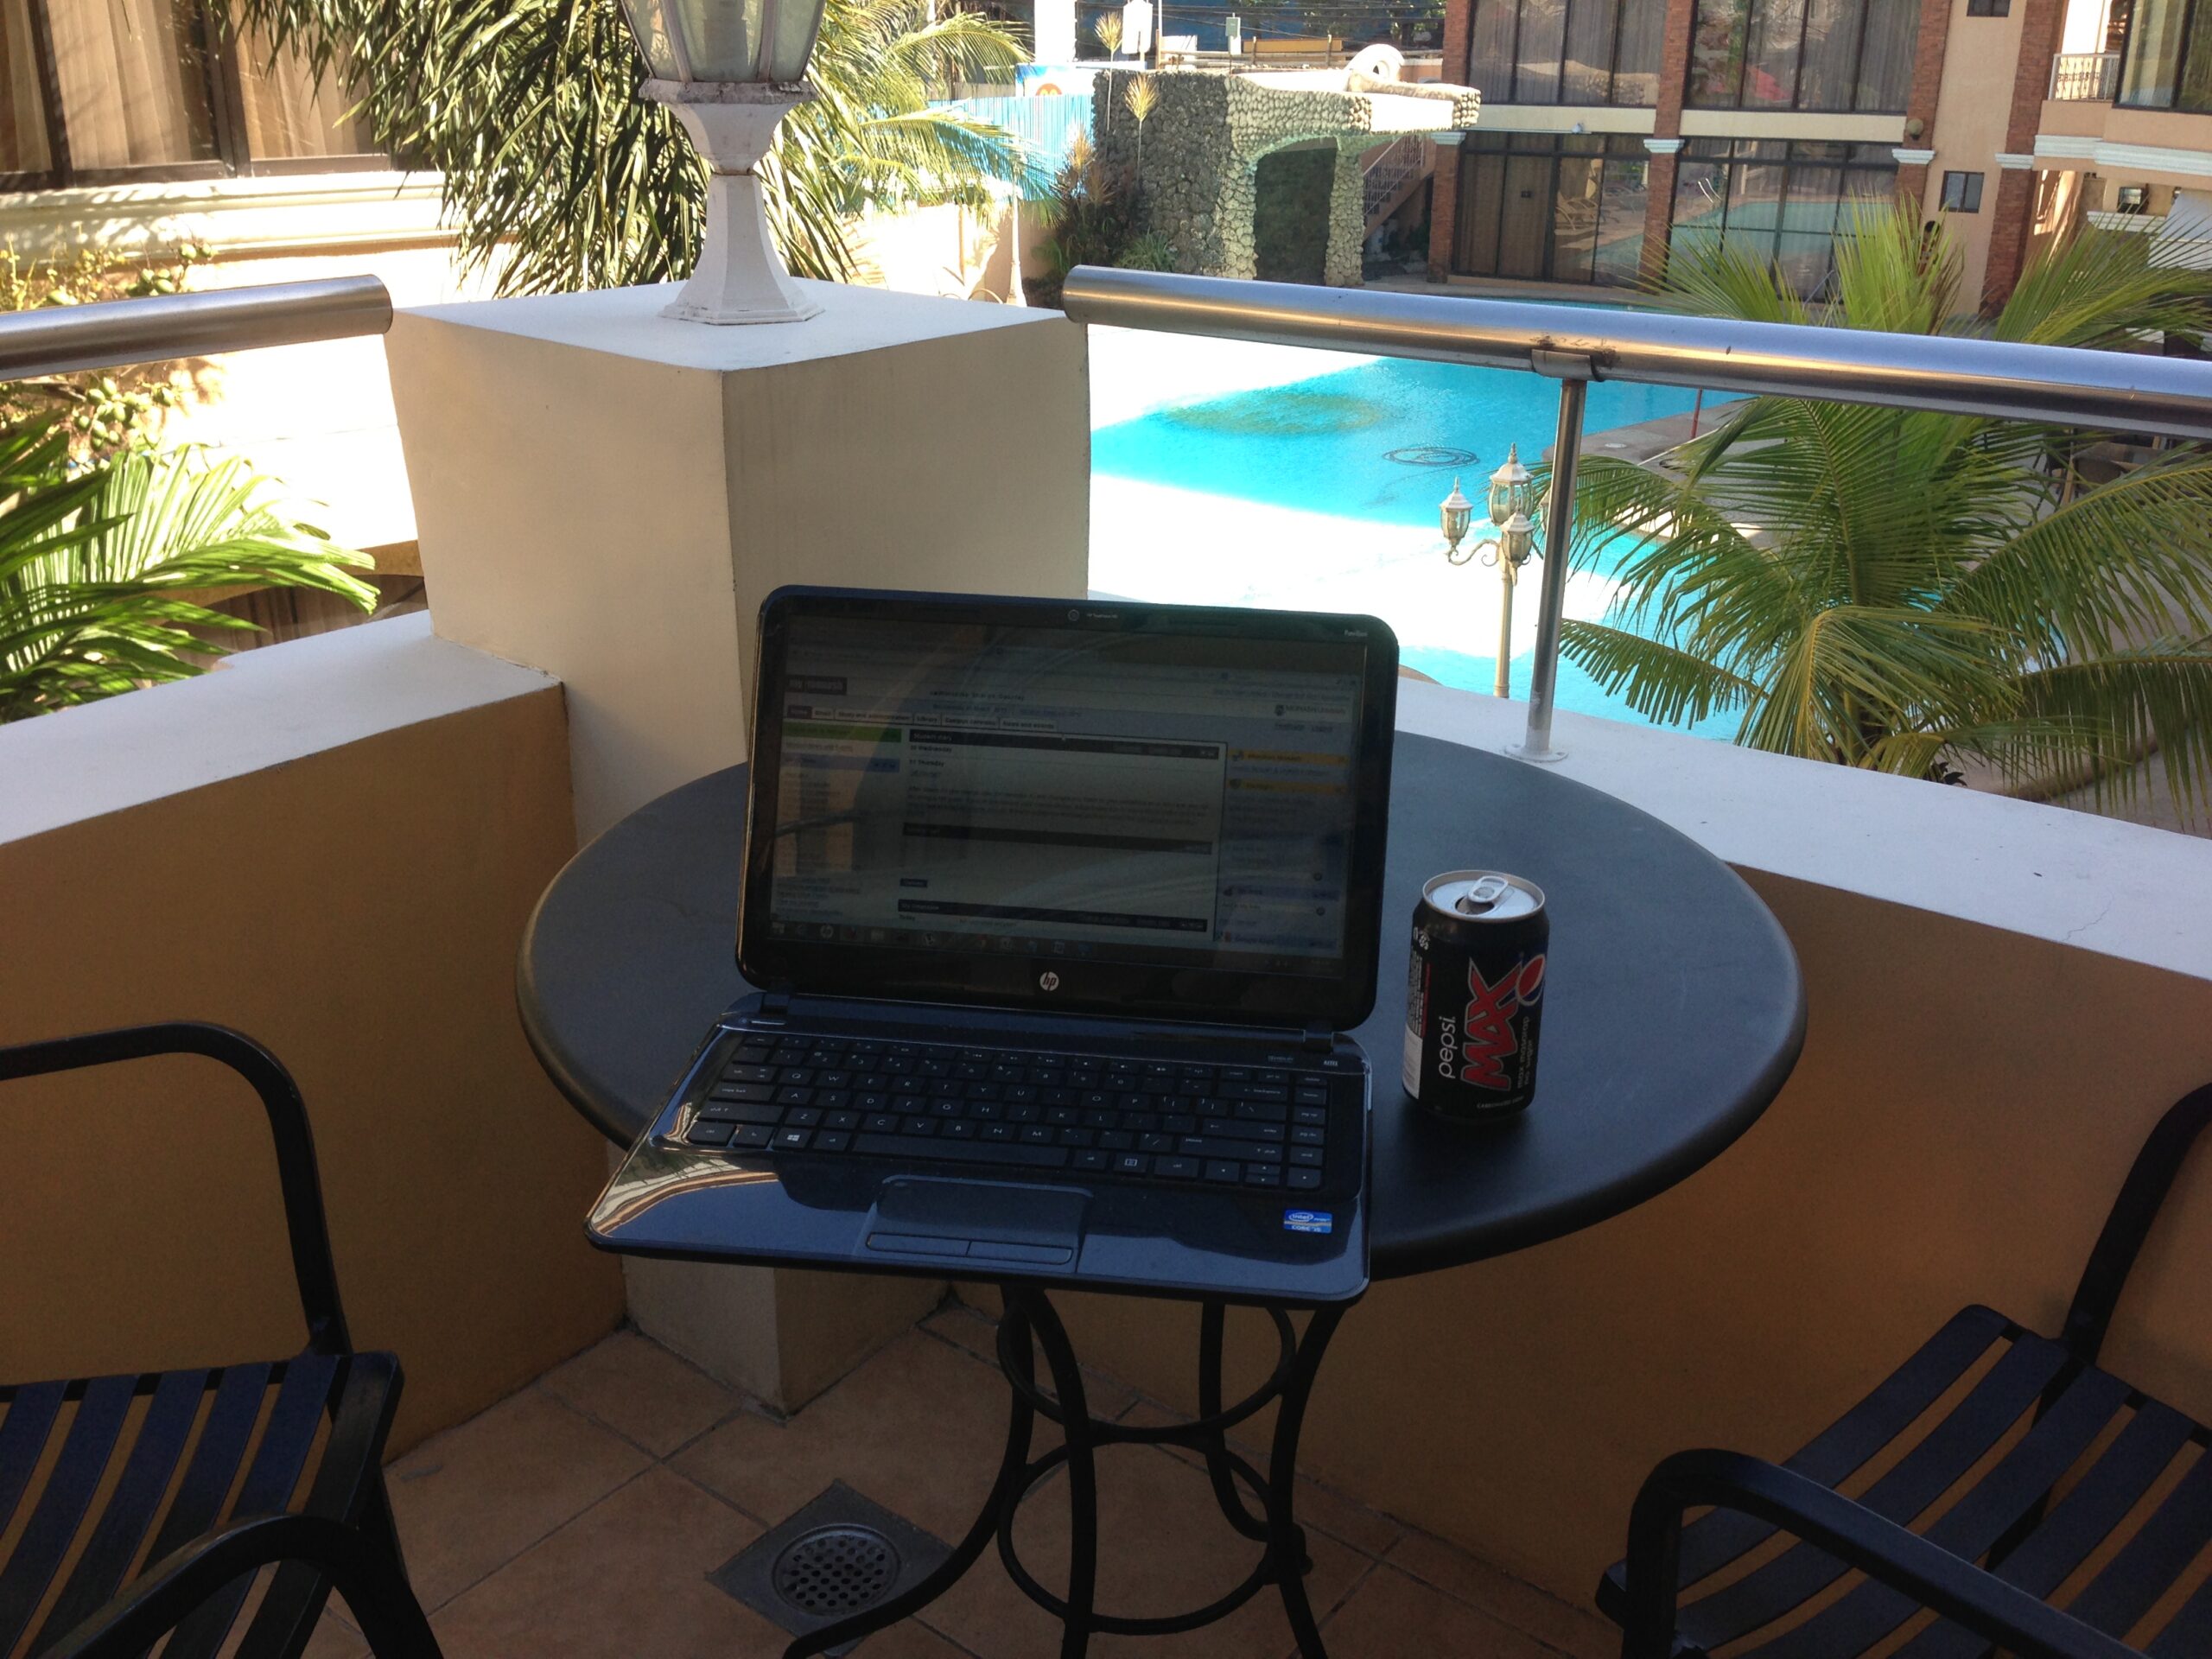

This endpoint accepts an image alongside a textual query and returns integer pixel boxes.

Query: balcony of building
[4,270,2211,1659]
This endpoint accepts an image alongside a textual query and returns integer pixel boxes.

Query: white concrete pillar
[385,279,1091,1408]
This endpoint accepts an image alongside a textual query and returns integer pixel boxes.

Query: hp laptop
[588,587,1398,1303]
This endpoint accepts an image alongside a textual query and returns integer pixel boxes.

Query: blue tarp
[930,93,1095,181]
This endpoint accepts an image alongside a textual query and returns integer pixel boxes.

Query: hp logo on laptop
[1038,971,1061,991]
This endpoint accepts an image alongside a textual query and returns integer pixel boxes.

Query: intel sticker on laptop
[1282,1209,1334,1235]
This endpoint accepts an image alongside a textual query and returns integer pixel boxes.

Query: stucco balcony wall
[0,616,625,1451]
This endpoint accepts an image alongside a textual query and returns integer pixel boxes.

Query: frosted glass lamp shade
[619,0,826,84]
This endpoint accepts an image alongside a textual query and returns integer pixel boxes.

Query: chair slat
[27,1370,208,1658]
[136,1364,272,1576]
[0,1374,137,1656]
[1895,1400,2200,1659]
[1681,1332,2068,1649]
[0,1382,67,1537]
[2144,1557,2212,1657]
[2061,1440,2212,1643]
[1745,1365,2134,1659]
[1675,1307,2014,1586]
[158,1356,340,1659]
[233,1356,402,1659]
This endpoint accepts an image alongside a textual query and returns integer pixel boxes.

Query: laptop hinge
[755,988,793,1025]
[1300,1023,1335,1055]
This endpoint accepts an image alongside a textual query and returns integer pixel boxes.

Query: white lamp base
[646,79,823,326]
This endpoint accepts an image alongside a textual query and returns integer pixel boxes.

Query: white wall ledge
[0,614,558,844]
[1397,679,2212,985]
[0,171,453,258]
[400,278,1072,374]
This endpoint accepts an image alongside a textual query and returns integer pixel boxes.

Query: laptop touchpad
[866,1178,1087,1267]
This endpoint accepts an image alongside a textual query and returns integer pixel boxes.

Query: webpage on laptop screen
[766,618,1367,974]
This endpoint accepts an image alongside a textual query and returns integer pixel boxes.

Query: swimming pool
[1087,325,1739,738]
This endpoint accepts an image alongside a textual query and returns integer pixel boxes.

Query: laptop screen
[741,592,1398,1027]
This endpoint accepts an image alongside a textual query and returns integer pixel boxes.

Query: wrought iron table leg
[1268,1304,1345,1658]
[783,1300,1041,1659]
[792,1287,1347,1659]
[1009,1287,1100,1659]
[1198,1300,1274,1544]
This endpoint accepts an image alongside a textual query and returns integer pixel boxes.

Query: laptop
[588,587,1398,1304]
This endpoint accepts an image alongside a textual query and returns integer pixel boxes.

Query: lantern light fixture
[616,0,831,323]
[1440,444,1546,701]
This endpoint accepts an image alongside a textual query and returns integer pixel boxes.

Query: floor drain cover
[710,1482,950,1653]
[773,1525,899,1616]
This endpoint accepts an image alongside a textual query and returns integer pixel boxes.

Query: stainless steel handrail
[1061,265,2212,757]
[0,276,393,381]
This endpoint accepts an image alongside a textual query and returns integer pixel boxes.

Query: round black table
[518,729,1804,1656]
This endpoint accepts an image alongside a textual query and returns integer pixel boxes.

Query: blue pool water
[1095,356,1702,531]
[1089,349,1741,738]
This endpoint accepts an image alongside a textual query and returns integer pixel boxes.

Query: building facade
[1426,0,2212,307]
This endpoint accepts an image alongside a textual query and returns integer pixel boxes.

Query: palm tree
[1,418,376,721]
[1558,204,2212,808]
[232,0,1039,295]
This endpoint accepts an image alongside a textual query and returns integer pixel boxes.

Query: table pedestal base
[785,1287,1348,1659]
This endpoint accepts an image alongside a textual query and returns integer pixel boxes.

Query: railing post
[1516,353,1591,764]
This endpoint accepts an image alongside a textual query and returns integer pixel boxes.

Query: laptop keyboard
[677,1032,1349,1193]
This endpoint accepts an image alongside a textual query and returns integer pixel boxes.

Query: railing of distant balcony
[2049,49,2120,101]
[1060,265,2212,760]
[0,276,392,381]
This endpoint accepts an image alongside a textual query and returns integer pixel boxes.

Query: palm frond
[1941,447,2212,654]
[1558,619,1759,730]
[232,0,1037,294]
[1827,200,1960,336]
[0,429,373,721]
[2010,643,2212,810]
[1992,222,2212,350]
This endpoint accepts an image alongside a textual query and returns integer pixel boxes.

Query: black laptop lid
[738,588,1398,1030]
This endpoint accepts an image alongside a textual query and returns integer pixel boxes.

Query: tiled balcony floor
[312,1302,1616,1659]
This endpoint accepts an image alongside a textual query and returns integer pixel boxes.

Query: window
[2117,0,2212,108]
[1687,0,1922,111]
[1940,168,1983,210]
[1452,131,1651,284]
[1965,0,2007,14]
[0,0,382,188]
[1671,139,1898,296]
[1465,0,1665,106]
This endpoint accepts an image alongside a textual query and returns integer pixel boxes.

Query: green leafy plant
[1558,202,2212,807]
[1027,132,1142,307]
[232,0,1040,295]
[0,416,376,721]
[1116,229,1178,270]
[1,242,213,458]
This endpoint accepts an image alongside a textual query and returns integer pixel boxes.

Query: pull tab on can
[1456,874,1510,915]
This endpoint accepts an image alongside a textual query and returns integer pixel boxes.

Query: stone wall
[1089,66,1450,285]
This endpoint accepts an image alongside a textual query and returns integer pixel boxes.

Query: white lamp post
[617,0,830,324]
[1440,445,1540,700]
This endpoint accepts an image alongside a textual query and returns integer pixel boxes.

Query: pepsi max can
[1402,870,1548,1121]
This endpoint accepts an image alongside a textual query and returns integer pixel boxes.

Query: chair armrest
[0,1022,352,1355]
[2063,1082,2212,1367]
[43,1511,436,1659]
[1621,1448,2142,1659]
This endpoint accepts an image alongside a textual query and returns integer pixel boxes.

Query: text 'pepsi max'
[1402,870,1548,1122]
